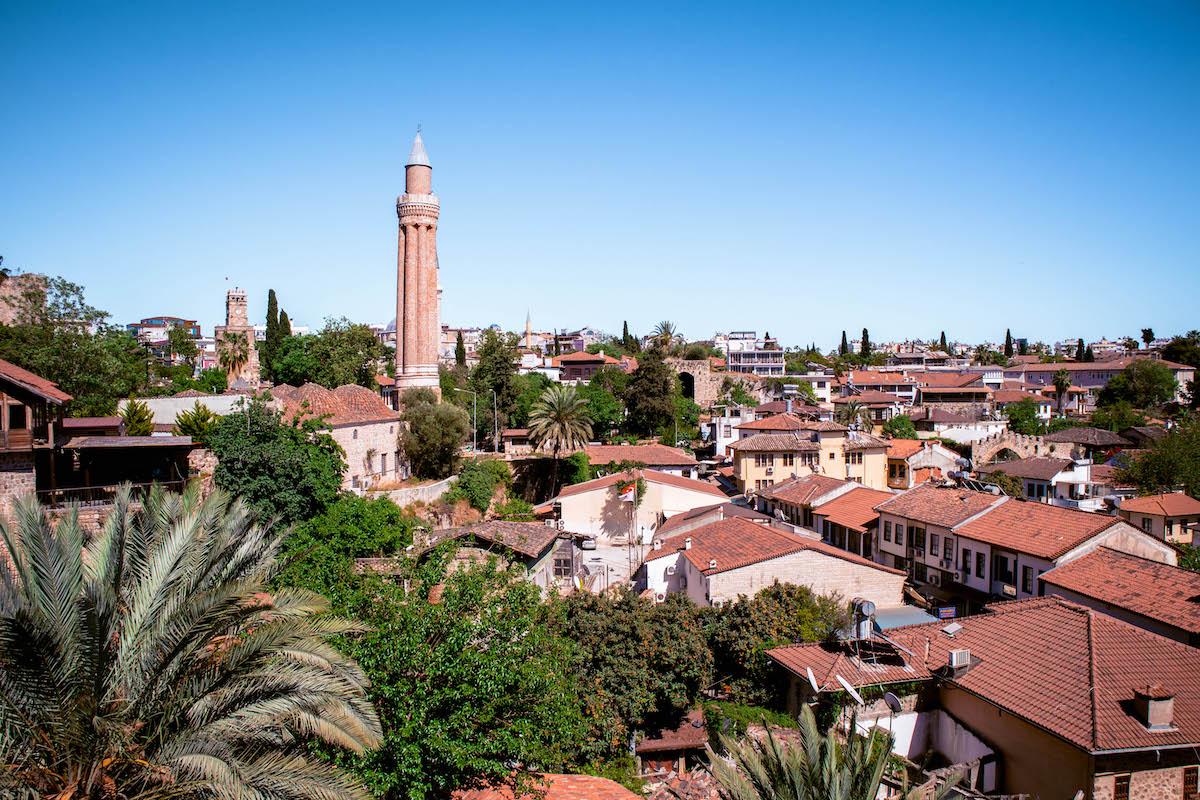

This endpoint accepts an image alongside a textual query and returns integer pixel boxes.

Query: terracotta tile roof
[452,774,640,800]
[275,382,399,427]
[760,474,851,506]
[886,439,925,459]
[375,373,396,386]
[555,469,725,501]
[422,520,561,560]
[1089,463,1133,489]
[847,371,917,386]
[843,431,888,451]
[919,385,992,395]
[655,502,770,536]
[1044,427,1130,447]
[0,357,72,404]
[909,408,975,424]
[1119,492,1200,517]
[955,499,1118,560]
[833,390,904,405]
[769,596,1200,753]
[173,388,206,398]
[1017,357,1192,373]
[1040,548,1200,636]
[727,433,820,453]
[553,350,619,364]
[976,456,1075,481]
[992,389,1044,404]
[501,428,530,437]
[909,371,985,389]
[736,414,846,433]
[754,400,822,416]
[813,486,894,532]
[875,484,1004,528]
[635,708,708,753]
[648,516,902,575]
[584,443,697,467]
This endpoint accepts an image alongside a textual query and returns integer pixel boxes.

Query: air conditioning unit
[556,520,566,531]
[948,649,971,669]
[544,519,557,527]
[666,564,677,576]
[928,572,940,586]
[765,467,774,475]
[1002,584,1017,598]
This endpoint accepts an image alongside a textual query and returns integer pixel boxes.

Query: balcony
[0,429,33,452]
[37,479,188,509]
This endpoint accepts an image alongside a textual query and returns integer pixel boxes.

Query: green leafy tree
[1004,328,1014,358]
[120,397,154,436]
[529,384,593,494]
[1091,401,1145,432]
[165,324,198,365]
[835,399,873,431]
[1142,328,1155,348]
[1099,360,1177,409]
[705,584,849,706]
[400,388,471,479]
[0,276,151,415]
[881,414,917,439]
[285,493,416,561]
[174,399,220,445]
[1117,417,1200,497]
[651,320,678,350]
[445,458,513,512]
[455,330,467,366]
[0,486,381,800]
[217,330,251,379]
[272,334,320,386]
[309,317,388,388]
[510,371,553,428]
[624,347,678,436]
[563,451,592,485]
[208,396,345,524]
[551,589,712,762]
[577,377,625,439]
[470,329,521,444]
[193,367,228,393]
[981,469,1025,499]
[1162,331,1200,367]
[1003,397,1044,436]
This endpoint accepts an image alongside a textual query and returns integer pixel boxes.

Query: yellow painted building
[729,420,889,492]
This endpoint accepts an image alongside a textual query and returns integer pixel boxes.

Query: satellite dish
[806,667,820,694]
[836,674,866,706]
[883,691,903,714]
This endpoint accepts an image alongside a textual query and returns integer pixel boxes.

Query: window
[1141,517,1153,532]
[1113,774,1130,800]
[975,551,985,580]
[755,454,773,467]
[914,562,928,583]
[895,525,904,546]
[823,520,831,538]
[930,534,940,556]
[553,557,572,578]
[723,424,732,437]
[1183,766,1198,798]
[962,548,972,576]
[846,452,863,465]
[380,453,387,473]
[883,521,892,542]
[1022,565,1033,594]
[782,454,795,467]
[912,527,926,552]
[943,536,954,558]
[1166,520,1175,537]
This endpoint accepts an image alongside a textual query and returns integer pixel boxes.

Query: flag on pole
[617,481,636,503]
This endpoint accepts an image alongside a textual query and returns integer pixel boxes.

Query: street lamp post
[453,388,477,453]
[492,389,498,453]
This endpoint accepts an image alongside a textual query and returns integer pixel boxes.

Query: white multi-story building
[714,331,785,377]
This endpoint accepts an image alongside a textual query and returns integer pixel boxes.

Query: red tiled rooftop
[813,486,893,533]
[1119,492,1200,518]
[1040,548,1200,635]
[769,596,1200,753]
[584,443,697,467]
[956,498,1118,560]
[635,708,708,753]
[736,414,847,433]
[886,439,925,459]
[555,469,725,501]
[728,433,820,453]
[875,484,1004,528]
[976,456,1074,482]
[275,382,399,427]
[760,474,851,507]
[0,357,72,404]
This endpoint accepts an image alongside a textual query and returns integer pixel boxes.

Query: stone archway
[971,431,1045,467]
[680,372,696,401]
[666,359,727,409]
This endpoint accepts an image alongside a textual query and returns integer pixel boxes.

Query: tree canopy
[1098,360,1177,409]
[1117,417,1200,498]
[400,388,471,479]
[624,347,678,436]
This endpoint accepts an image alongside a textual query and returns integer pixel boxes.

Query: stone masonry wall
[708,549,905,608]
[0,450,36,520]
[1094,766,1185,800]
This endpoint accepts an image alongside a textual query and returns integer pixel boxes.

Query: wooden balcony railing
[37,479,187,509]
[0,429,34,452]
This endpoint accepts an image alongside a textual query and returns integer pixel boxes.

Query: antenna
[836,674,865,706]
[806,667,820,694]
[883,691,902,714]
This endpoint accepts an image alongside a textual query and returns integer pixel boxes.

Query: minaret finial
[407,128,431,167]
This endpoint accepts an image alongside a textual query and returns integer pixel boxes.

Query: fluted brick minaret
[395,130,441,398]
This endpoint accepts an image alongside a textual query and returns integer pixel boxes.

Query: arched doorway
[680,372,696,400]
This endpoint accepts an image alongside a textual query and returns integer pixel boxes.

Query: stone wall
[706,549,906,608]
[367,475,457,508]
[668,359,731,409]
[1094,766,1186,800]
[188,448,219,498]
[331,419,403,490]
[970,431,1046,466]
[0,450,36,520]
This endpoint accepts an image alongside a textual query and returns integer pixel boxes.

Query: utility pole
[492,388,499,453]
[453,388,478,453]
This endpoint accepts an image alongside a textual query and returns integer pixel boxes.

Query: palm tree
[1052,367,1072,415]
[836,399,873,431]
[529,384,593,494]
[218,330,250,380]
[651,320,678,350]
[0,486,382,800]
[707,704,957,800]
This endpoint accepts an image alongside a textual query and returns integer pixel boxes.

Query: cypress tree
[1075,338,1085,361]
[455,331,466,366]
[262,289,280,382]
[860,328,871,358]
[839,331,849,356]
[1083,345,1095,362]
[622,320,631,350]
[1004,329,1014,359]
[279,310,292,337]
[939,331,948,352]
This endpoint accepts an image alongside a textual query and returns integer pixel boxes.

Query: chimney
[1133,685,1175,730]
[684,537,692,550]
[786,398,793,414]
[708,558,718,569]
[653,538,662,551]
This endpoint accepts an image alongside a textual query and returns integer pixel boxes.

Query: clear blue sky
[2,1,1197,348]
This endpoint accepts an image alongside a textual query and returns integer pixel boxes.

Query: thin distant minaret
[525,310,533,351]
[395,130,441,397]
